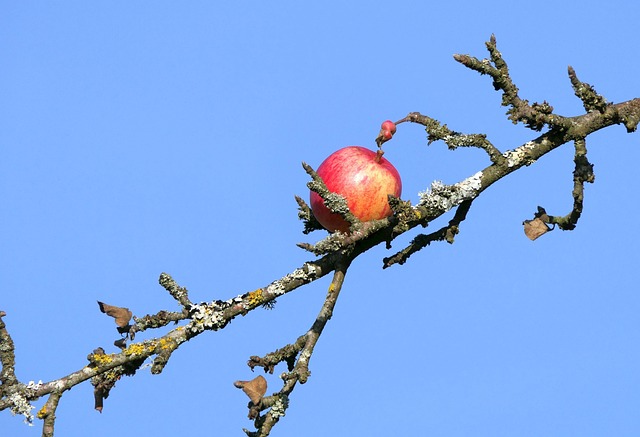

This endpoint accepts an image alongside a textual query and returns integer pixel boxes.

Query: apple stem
[375,148,384,163]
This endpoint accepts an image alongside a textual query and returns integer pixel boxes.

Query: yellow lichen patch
[92,353,114,365]
[124,342,147,356]
[37,405,47,419]
[158,337,175,350]
[247,289,264,307]
[328,282,336,293]
[105,369,121,381]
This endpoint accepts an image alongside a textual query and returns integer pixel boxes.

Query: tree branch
[568,66,609,114]
[396,113,506,165]
[524,137,595,235]
[3,35,640,437]
[244,259,351,436]
[454,34,570,131]
[383,199,473,268]
[0,311,17,391]
[302,161,360,229]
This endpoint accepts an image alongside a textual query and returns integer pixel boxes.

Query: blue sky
[2,2,640,436]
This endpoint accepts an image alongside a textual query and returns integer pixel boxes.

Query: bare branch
[4,35,640,437]
[454,34,570,131]
[568,66,609,113]
[397,112,506,165]
[159,272,192,308]
[522,137,594,238]
[38,391,61,437]
[547,138,594,231]
[384,199,473,268]
[0,312,17,391]
[245,260,351,436]
[302,161,359,229]
[294,195,324,234]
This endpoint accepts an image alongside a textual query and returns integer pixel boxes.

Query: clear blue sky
[2,2,640,436]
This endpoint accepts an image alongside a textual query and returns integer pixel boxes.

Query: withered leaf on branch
[234,375,267,405]
[523,217,551,241]
[94,388,104,413]
[97,301,132,328]
[114,338,127,350]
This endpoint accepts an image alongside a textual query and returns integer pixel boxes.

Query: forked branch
[2,35,640,437]
[242,261,350,436]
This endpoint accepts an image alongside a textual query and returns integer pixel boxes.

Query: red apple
[310,146,402,233]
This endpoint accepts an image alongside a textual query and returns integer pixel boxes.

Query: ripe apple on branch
[308,120,403,233]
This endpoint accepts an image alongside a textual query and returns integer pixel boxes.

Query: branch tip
[304,161,359,229]
[568,66,608,113]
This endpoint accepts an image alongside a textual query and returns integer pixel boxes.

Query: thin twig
[294,195,324,234]
[397,112,505,165]
[454,34,569,131]
[158,272,192,308]
[546,137,594,230]
[248,260,351,436]
[568,66,608,113]
[0,312,17,390]
[39,392,62,437]
[383,199,473,268]
[302,162,359,228]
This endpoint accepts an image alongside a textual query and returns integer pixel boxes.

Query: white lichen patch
[298,348,312,364]
[289,267,309,281]
[265,279,286,296]
[456,171,483,198]
[270,394,289,419]
[304,263,319,279]
[9,392,35,425]
[188,303,224,333]
[418,180,448,210]
[418,172,483,212]
[503,141,537,167]
[25,380,43,391]
[265,267,308,297]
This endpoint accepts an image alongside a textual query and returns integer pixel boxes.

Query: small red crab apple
[377,120,397,144]
[381,120,396,136]
[310,146,402,233]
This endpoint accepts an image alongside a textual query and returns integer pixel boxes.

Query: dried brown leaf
[114,338,127,350]
[523,217,551,241]
[94,388,104,413]
[234,375,267,405]
[97,301,132,327]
